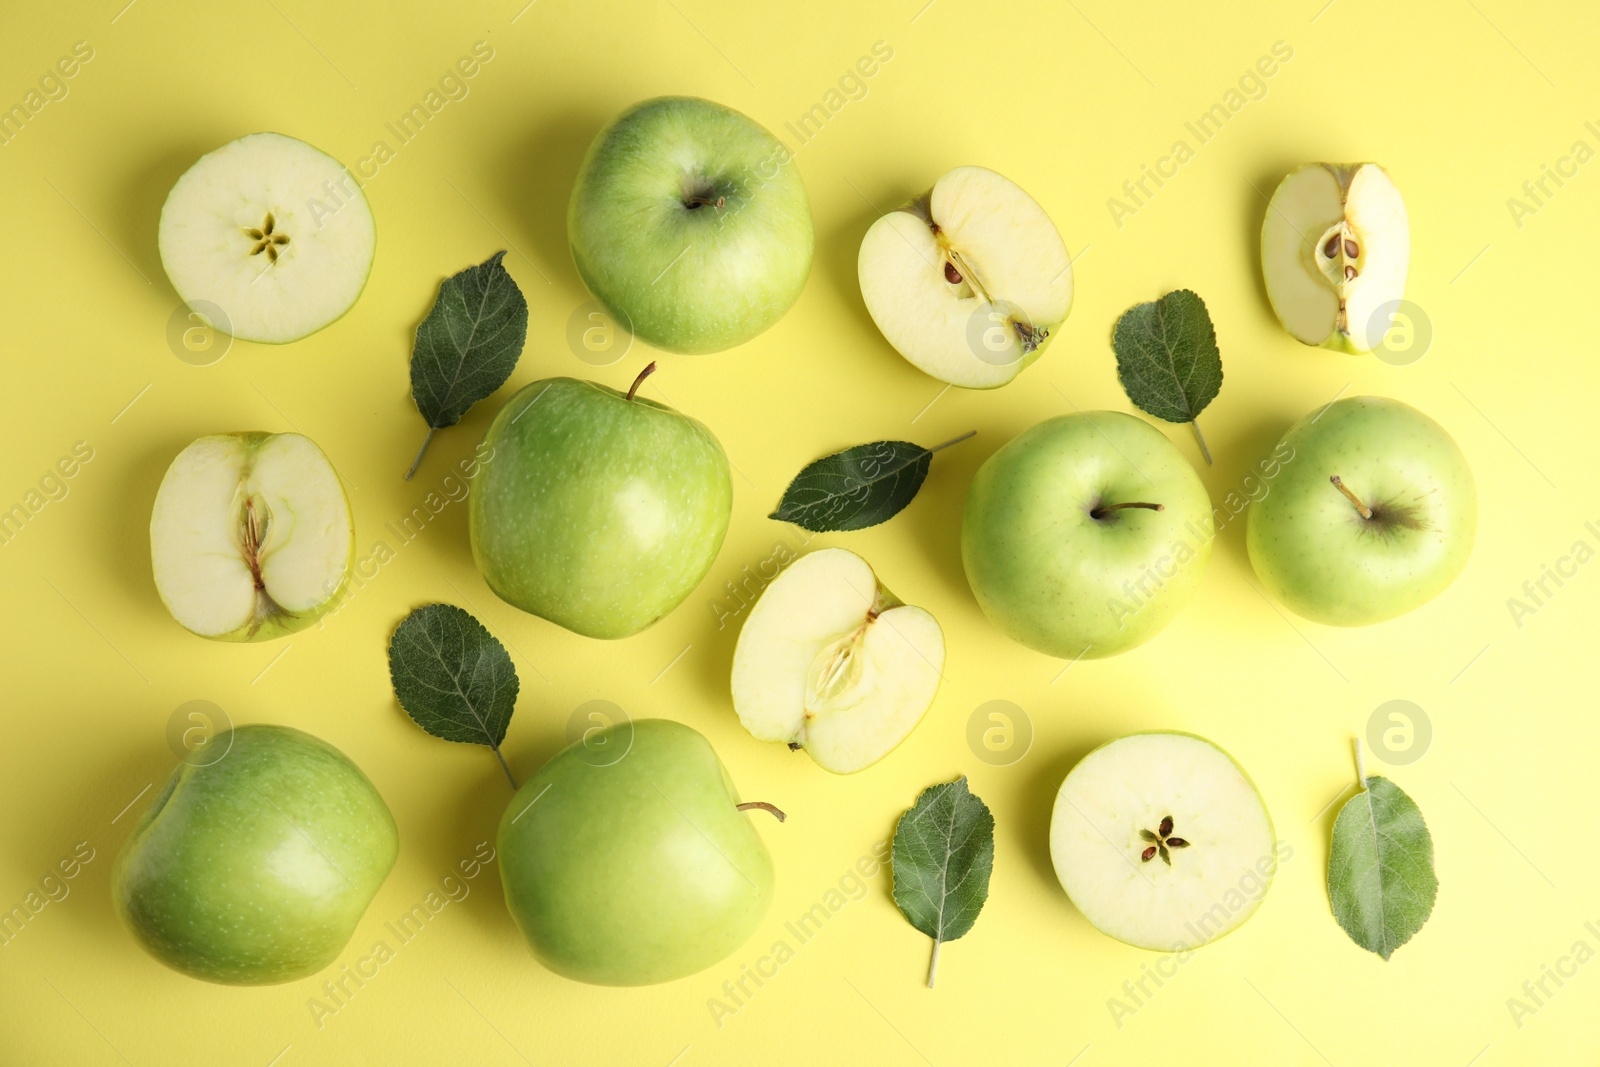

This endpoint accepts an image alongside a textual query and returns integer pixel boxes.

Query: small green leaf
[769,431,974,533]
[892,775,995,987]
[1111,289,1223,463]
[406,252,529,479]
[1327,775,1438,959]
[388,604,520,788]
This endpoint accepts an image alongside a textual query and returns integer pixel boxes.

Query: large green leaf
[892,776,995,986]
[769,431,973,533]
[388,603,520,787]
[1327,775,1438,959]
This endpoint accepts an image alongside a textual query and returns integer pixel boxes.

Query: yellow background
[0,0,1594,1063]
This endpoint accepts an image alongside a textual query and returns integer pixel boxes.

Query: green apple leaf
[892,775,995,987]
[406,251,529,479]
[1327,772,1438,960]
[1111,289,1223,464]
[769,431,974,533]
[387,603,520,789]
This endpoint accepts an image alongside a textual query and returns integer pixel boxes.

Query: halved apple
[730,548,944,774]
[1261,163,1408,353]
[159,133,376,344]
[1050,733,1277,951]
[150,433,354,642]
[858,166,1073,389]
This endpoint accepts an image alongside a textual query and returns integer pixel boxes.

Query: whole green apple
[113,725,397,985]
[568,96,813,354]
[469,365,732,639]
[1246,395,1475,625]
[498,719,777,986]
[962,411,1214,659]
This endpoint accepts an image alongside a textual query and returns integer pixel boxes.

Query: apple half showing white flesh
[150,433,354,642]
[159,133,376,344]
[858,166,1073,389]
[1050,733,1277,951]
[1261,163,1408,353]
[731,548,944,774]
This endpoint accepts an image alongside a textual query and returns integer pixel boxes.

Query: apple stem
[736,801,786,822]
[1189,419,1213,465]
[1091,501,1164,519]
[1330,475,1373,519]
[927,939,940,988]
[626,361,657,402]
[404,428,436,481]
[1355,736,1367,788]
[927,429,976,454]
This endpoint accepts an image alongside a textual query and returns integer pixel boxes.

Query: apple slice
[1050,733,1277,951]
[730,548,944,774]
[159,133,376,344]
[1261,163,1408,353]
[858,166,1072,389]
[150,432,354,642]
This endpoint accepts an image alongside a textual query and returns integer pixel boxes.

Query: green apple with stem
[1246,395,1476,625]
[150,432,354,641]
[1050,732,1278,950]
[568,96,813,353]
[113,725,398,984]
[498,719,780,985]
[470,363,732,639]
[1261,163,1408,353]
[159,132,376,344]
[962,411,1213,659]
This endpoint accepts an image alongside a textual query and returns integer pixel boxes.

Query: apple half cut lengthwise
[1261,162,1408,353]
[858,166,1073,389]
[150,432,354,642]
[731,548,944,773]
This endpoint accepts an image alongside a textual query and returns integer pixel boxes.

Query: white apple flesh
[1261,163,1408,353]
[731,548,944,774]
[1050,733,1277,951]
[159,132,376,344]
[150,433,353,642]
[858,166,1073,388]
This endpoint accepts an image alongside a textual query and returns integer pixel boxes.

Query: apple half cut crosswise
[858,166,1073,389]
[150,432,354,642]
[731,548,944,774]
[1050,733,1277,951]
[1261,163,1408,353]
[159,133,376,344]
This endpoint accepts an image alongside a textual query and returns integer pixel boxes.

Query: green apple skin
[1246,396,1476,625]
[470,377,732,639]
[568,96,813,354]
[112,725,398,985]
[498,719,774,986]
[962,412,1214,659]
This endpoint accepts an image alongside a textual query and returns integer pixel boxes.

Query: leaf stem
[1189,418,1213,465]
[626,361,657,402]
[404,427,436,481]
[1355,736,1367,788]
[492,744,518,791]
[1330,475,1373,519]
[927,938,940,988]
[736,801,787,822]
[928,429,977,454]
